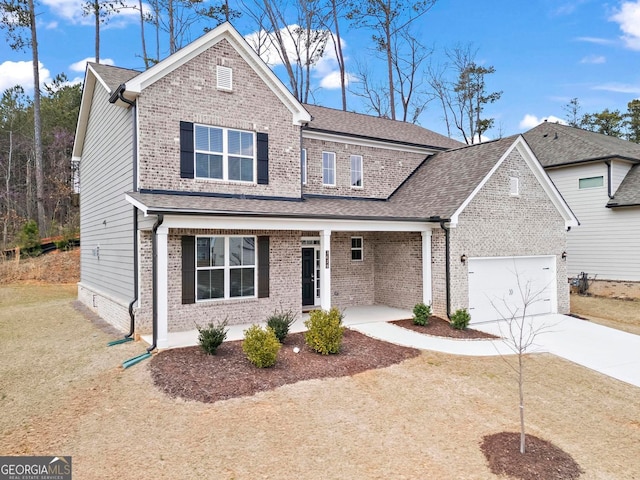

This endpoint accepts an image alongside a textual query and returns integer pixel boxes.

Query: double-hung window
[323,151,336,186]
[350,155,363,188]
[351,236,363,261]
[195,125,255,182]
[196,236,256,300]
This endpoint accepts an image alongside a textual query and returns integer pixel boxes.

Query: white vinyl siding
[322,151,336,186]
[79,83,135,301]
[548,163,640,281]
[611,159,633,194]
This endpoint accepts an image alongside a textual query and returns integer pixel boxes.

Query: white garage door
[468,256,556,324]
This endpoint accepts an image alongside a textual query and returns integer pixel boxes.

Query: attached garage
[467,256,557,323]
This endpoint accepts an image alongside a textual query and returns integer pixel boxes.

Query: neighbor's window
[578,176,604,189]
[196,236,256,301]
[351,236,363,261]
[195,125,254,182]
[301,149,307,185]
[350,155,363,188]
[322,151,336,186]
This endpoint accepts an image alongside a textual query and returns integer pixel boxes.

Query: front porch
[142,305,413,350]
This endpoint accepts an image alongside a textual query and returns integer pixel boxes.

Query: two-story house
[525,122,640,291]
[72,23,577,350]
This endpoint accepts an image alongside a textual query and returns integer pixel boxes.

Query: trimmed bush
[412,302,432,326]
[266,307,297,343]
[242,325,281,368]
[196,319,228,355]
[304,307,345,355]
[451,308,471,330]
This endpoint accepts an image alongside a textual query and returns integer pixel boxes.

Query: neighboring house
[72,23,577,349]
[524,122,640,283]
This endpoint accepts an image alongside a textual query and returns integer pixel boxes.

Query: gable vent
[216,65,233,91]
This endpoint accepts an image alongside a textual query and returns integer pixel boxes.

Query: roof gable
[608,164,640,208]
[123,22,310,125]
[524,122,640,168]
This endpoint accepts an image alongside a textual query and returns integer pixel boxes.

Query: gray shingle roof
[89,62,140,93]
[389,137,517,219]
[524,121,640,168]
[303,103,463,150]
[608,164,640,207]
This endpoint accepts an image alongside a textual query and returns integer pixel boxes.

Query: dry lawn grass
[571,293,640,336]
[1,284,639,479]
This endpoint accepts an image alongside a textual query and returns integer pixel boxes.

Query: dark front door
[302,247,315,306]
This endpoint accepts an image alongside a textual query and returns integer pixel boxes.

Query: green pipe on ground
[107,337,134,347]
[122,352,152,369]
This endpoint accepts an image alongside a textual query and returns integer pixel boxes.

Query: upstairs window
[350,155,363,188]
[578,176,604,189]
[195,125,254,182]
[196,236,256,300]
[322,151,336,186]
[301,149,307,185]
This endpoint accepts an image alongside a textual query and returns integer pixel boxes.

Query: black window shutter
[257,132,269,185]
[257,236,270,298]
[181,236,196,304]
[180,121,194,179]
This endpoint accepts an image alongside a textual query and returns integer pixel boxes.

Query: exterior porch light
[460,254,467,264]
[561,251,567,260]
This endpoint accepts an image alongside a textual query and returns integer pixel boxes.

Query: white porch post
[421,229,433,306]
[320,229,332,310]
[156,225,169,349]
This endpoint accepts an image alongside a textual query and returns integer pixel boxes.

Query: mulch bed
[391,316,498,339]
[149,330,420,403]
[480,432,584,480]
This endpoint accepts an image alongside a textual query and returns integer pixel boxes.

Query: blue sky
[1,0,639,140]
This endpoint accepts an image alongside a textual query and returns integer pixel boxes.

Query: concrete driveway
[473,314,640,388]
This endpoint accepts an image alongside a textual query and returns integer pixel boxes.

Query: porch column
[156,225,169,349]
[421,229,432,306]
[320,229,332,310]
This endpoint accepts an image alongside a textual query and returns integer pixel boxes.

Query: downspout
[125,207,138,338]
[147,214,164,353]
[605,161,614,199]
[440,220,452,320]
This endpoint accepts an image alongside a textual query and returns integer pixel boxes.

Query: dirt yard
[571,294,640,336]
[1,284,639,479]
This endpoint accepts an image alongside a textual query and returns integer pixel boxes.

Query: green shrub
[196,319,228,355]
[451,308,471,330]
[412,302,432,326]
[242,325,281,368]
[304,307,345,355]
[266,307,297,343]
[18,220,41,256]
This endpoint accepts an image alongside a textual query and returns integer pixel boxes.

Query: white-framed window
[322,151,336,186]
[196,236,256,301]
[350,154,363,188]
[301,148,307,185]
[351,236,363,261]
[509,176,519,196]
[578,176,604,189]
[195,125,254,182]
[216,65,232,91]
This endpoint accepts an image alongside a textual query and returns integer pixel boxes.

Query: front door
[302,247,315,306]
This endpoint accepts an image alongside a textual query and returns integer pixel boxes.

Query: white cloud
[69,57,114,72]
[580,54,606,64]
[319,71,356,89]
[40,0,144,27]
[592,82,640,94]
[519,114,567,130]
[575,36,615,46]
[0,60,52,93]
[610,1,640,50]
